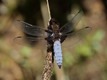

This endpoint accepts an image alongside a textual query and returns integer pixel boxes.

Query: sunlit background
[0,0,107,80]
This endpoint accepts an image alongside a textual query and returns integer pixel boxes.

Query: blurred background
[0,0,107,80]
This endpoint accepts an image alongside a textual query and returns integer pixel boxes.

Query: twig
[46,0,51,20]
[42,52,53,80]
[42,0,53,80]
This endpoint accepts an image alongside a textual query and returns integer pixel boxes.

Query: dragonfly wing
[62,26,92,49]
[60,9,83,34]
[16,20,46,37]
[14,36,47,46]
[65,26,91,37]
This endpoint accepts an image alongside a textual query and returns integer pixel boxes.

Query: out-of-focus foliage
[0,0,107,80]
[20,46,31,58]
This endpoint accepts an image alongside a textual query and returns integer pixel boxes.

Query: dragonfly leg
[52,51,54,63]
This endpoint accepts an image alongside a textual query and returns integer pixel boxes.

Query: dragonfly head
[49,18,59,32]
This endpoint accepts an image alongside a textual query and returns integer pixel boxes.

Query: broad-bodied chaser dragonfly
[14,10,91,69]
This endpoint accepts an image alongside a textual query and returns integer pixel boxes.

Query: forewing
[60,10,83,34]
[16,20,46,37]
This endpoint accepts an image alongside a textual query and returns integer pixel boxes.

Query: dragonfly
[14,10,91,69]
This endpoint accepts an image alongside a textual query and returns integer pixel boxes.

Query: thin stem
[42,0,53,80]
[42,52,53,80]
[46,0,51,20]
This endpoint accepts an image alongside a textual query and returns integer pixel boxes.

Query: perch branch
[46,0,51,20]
[42,51,53,80]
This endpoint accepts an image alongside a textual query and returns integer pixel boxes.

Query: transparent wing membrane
[62,26,92,49]
[16,20,46,37]
[60,10,83,34]
[14,36,46,46]
[14,20,47,46]
[60,9,91,48]
[65,26,91,37]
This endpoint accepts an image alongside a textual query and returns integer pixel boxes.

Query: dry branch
[42,52,53,80]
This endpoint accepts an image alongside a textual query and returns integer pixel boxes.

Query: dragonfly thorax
[51,32,62,41]
[46,18,62,43]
